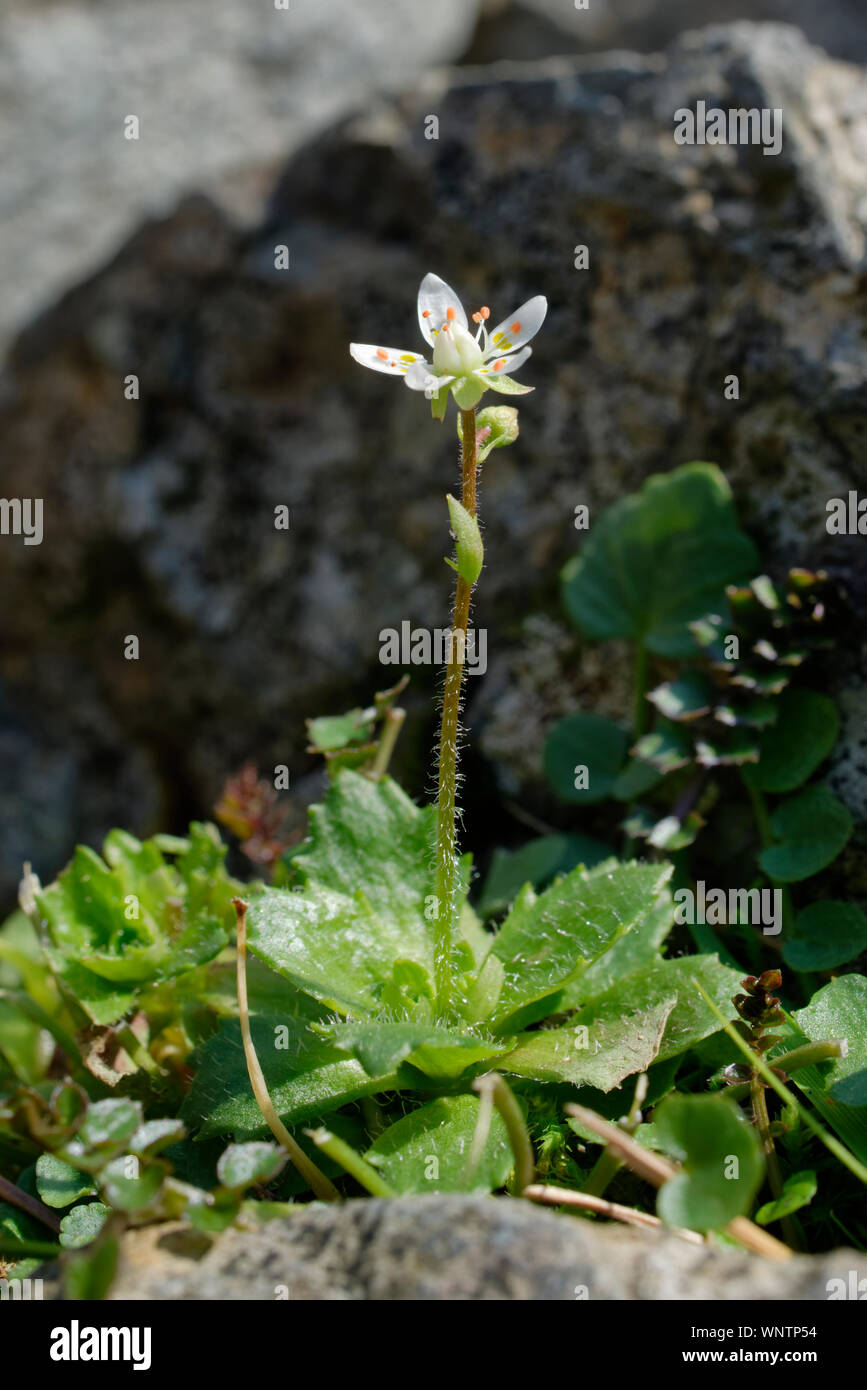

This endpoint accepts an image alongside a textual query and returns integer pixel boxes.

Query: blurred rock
[467,0,867,64]
[3,22,867,900]
[0,0,481,354]
[45,1195,867,1300]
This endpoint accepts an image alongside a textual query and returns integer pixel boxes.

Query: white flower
[349,272,547,413]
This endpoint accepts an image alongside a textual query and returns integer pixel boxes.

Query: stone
[46,1195,867,1300]
[467,0,867,65]
[0,0,481,353]
[3,23,867,901]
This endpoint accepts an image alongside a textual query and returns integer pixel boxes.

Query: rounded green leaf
[759,788,852,883]
[793,976,867,1110]
[217,1141,287,1191]
[99,1157,164,1212]
[561,463,758,658]
[655,1094,764,1231]
[784,901,867,972]
[79,1099,143,1154]
[745,690,839,793]
[35,1154,97,1210]
[543,713,629,804]
[59,1202,111,1250]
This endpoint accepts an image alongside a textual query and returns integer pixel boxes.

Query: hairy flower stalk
[350,272,546,1016]
[433,406,478,1015]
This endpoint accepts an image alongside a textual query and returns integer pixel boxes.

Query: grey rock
[54,1195,867,1300]
[468,0,867,65]
[3,22,867,901]
[0,0,480,353]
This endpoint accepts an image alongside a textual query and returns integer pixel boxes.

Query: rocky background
[2,1,867,904]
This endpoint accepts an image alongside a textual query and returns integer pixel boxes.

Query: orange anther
[480,306,490,319]
[493,359,506,371]
[446,307,457,321]
[511,321,521,333]
[376,349,389,360]
[422,310,432,318]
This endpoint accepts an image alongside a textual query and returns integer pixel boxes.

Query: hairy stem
[433,406,478,1017]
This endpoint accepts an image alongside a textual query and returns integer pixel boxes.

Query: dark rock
[3,23,867,900]
[466,0,867,65]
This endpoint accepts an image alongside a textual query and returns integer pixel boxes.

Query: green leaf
[563,889,674,1007]
[216,1142,287,1191]
[446,494,484,585]
[323,1020,510,1080]
[306,709,375,752]
[791,976,867,1108]
[36,823,235,1024]
[783,902,867,972]
[758,788,852,883]
[488,861,672,1031]
[248,884,400,1014]
[129,1118,187,1157]
[0,1199,53,1279]
[35,1154,97,1209]
[60,1098,144,1172]
[647,674,714,721]
[755,1170,817,1226]
[695,730,759,767]
[249,773,444,1012]
[646,812,704,851]
[504,954,743,1090]
[501,994,677,1092]
[99,1157,164,1212]
[654,1094,764,1230]
[562,463,758,658]
[180,1016,406,1139]
[543,714,629,804]
[477,833,614,919]
[632,725,692,774]
[365,1094,513,1194]
[744,690,839,792]
[59,1202,111,1250]
[612,756,663,801]
[63,1232,119,1300]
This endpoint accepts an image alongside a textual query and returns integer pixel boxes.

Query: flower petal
[405,362,451,394]
[349,343,424,376]
[417,273,468,346]
[478,345,533,379]
[486,296,547,357]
